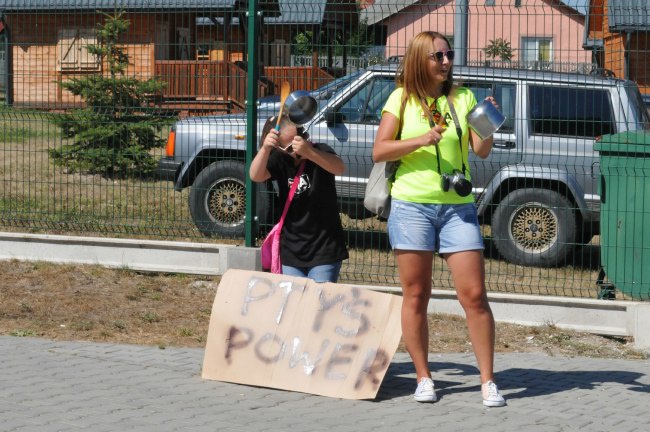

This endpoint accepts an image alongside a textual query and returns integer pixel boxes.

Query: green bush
[483,38,515,62]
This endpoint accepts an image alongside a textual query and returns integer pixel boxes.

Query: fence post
[454,0,468,66]
[245,2,260,248]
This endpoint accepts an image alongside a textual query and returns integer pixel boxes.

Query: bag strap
[389,97,407,179]
[278,160,306,227]
[395,96,406,140]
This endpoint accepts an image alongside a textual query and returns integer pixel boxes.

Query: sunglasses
[428,50,455,62]
[279,143,294,154]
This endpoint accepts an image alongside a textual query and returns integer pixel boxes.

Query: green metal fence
[1,1,649,299]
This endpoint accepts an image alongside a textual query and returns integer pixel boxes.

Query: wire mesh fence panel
[0,1,649,299]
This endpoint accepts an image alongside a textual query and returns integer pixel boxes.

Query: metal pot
[466,99,506,139]
[284,90,318,125]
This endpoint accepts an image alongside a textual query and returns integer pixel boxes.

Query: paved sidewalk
[1,336,649,432]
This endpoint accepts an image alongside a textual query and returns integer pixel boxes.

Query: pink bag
[260,161,305,273]
[261,223,282,273]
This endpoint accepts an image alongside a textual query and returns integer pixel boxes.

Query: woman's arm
[469,130,493,159]
[372,112,445,162]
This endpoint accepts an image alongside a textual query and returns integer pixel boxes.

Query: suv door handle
[494,141,516,149]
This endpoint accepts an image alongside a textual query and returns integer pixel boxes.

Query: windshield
[627,83,650,130]
[257,69,366,111]
[313,70,364,98]
[312,70,365,109]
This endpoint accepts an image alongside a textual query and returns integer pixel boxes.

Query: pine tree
[50,10,168,178]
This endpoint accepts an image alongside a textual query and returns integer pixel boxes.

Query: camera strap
[426,99,444,176]
[446,99,467,176]
[427,97,465,176]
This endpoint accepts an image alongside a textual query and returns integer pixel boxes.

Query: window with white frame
[57,29,99,71]
[521,37,552,70]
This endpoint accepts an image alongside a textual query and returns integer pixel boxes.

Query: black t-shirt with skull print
[266,143,349,268]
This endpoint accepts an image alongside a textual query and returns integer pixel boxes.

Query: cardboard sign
[202,269,403,400]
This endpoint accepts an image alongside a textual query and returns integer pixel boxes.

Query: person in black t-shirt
[250,115,349,282]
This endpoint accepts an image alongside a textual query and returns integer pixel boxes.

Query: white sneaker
[414,377,437,402]
[482,380,506,407]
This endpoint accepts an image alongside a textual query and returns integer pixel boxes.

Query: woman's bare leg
[444,250,495,383]
[396,250,434,380]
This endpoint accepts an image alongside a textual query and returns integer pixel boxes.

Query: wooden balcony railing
[153,62,335,113]
[154,60,269,109]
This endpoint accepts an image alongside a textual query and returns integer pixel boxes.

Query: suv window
[529,85,616,137]
[337,76,395,124]
[627,82,650,129]
[463,81,516,133]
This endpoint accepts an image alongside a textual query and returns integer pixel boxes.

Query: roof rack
[589,68,616,78]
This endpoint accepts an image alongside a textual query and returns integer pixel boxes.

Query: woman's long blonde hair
[396,31,454,117]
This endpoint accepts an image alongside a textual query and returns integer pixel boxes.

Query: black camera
[441,170,473,197]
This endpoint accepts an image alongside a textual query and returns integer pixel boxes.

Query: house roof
[608,0,650,31]
[359,0,418,26]
[0,1,279,13]
[195,1,357,28]
[266,0,358,28]
[561,0,588,15]
[361,0,588,26]
[264,0,330,25]
[0,1,233,10]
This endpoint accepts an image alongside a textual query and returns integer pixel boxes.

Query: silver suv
[158,64,649,267]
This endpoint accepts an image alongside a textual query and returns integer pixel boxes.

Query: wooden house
[0,0,359,114]
[584,0,650,96]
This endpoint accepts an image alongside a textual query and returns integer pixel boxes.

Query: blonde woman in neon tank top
[373,31,505,407]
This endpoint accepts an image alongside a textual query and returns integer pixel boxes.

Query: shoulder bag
[261,161,306,273]
[363,98,406,218]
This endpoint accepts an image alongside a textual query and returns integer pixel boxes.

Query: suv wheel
[492,188,576,267]
[189,160,270,237]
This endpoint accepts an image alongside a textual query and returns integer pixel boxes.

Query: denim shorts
[282,261,343,283]
[387,199,484,253]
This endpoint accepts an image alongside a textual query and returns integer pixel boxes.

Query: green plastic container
[594,131,650,300]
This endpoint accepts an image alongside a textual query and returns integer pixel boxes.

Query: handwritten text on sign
[202,270,402,399]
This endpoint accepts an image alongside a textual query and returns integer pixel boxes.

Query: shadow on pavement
[497,368,650,399]
[375,361,481,401]
[376,361,650,402]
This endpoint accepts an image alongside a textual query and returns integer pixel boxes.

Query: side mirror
[324,108,343,126]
